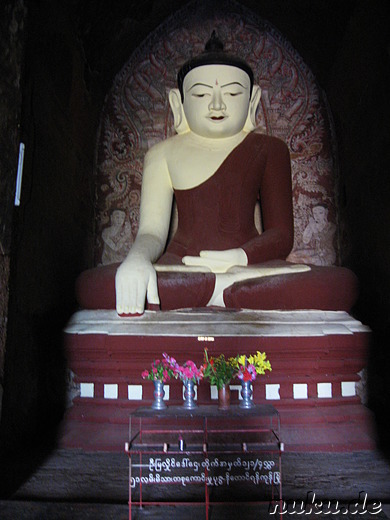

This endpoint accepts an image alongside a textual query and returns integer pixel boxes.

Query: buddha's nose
[209,89,226,111]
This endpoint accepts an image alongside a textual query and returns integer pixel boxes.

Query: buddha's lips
[210,116,225,121]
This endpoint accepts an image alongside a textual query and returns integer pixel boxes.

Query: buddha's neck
[185,130,248,150]
[168,129,253,191]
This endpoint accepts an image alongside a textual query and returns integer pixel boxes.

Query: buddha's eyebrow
[221,81,247,89]
[187,82,213,91]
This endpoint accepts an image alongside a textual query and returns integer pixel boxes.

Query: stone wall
[0,0,26,412]
[326,1,390,449]
[0,0,96,494]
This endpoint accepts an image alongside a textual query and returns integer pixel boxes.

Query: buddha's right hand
[115,259,159,316]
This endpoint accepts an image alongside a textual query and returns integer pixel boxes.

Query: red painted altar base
[62,309,373,452]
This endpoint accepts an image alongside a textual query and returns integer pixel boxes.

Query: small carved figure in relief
[289,202,336,266]
[301,203,336,266]
[102,209,132,265]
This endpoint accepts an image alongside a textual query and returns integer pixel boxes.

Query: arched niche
[94,0,339,268]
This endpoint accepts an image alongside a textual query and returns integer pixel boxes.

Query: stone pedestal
[62,309,374,452]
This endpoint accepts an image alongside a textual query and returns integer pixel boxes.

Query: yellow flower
[237,354,247,366]
[233,350,272,378]
[252,351,272,375]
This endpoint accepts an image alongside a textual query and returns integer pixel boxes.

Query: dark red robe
[76,133,358,312]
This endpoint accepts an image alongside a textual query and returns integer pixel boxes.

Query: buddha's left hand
[182,248,248,273]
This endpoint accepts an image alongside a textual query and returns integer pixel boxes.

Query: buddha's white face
[182,64,252,138]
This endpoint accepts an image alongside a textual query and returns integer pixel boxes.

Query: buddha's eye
[192,93,209,98]
[225,92,243,97]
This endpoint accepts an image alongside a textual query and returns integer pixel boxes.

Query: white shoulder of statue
[144,138,168,160]
[142,139,173,179]
[144,133,185,162]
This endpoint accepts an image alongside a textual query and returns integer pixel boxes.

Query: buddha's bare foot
[227,263,311,277]
[207,263,311,307]
[154,264,212,273]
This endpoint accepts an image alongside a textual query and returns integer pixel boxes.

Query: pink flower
[247,364,256,378]
[141,370,149,379]
[237,363,257,382]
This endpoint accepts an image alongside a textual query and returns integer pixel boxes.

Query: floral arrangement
[142,350,271,386]
[233,351,272,382]
[202,349,237,389]
[163,353,204,384]
[141,356,176,383]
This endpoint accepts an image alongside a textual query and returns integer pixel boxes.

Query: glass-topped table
[125,404,283,519]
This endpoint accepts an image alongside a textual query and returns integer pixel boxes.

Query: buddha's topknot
[177,31,254,102]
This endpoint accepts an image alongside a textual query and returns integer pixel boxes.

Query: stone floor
[0,500,389,519]
[1,448,389,519]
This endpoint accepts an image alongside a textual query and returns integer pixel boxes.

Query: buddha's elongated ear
[243,85,261,132]
[168,88,190,135]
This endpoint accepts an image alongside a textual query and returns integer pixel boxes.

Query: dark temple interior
[0,0,389,516]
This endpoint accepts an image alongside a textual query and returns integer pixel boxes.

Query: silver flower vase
[183,380,197,409]
[239,380,255,409]
[151,380,166,410]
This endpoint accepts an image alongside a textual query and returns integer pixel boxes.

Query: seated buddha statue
[77,33,358,316]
